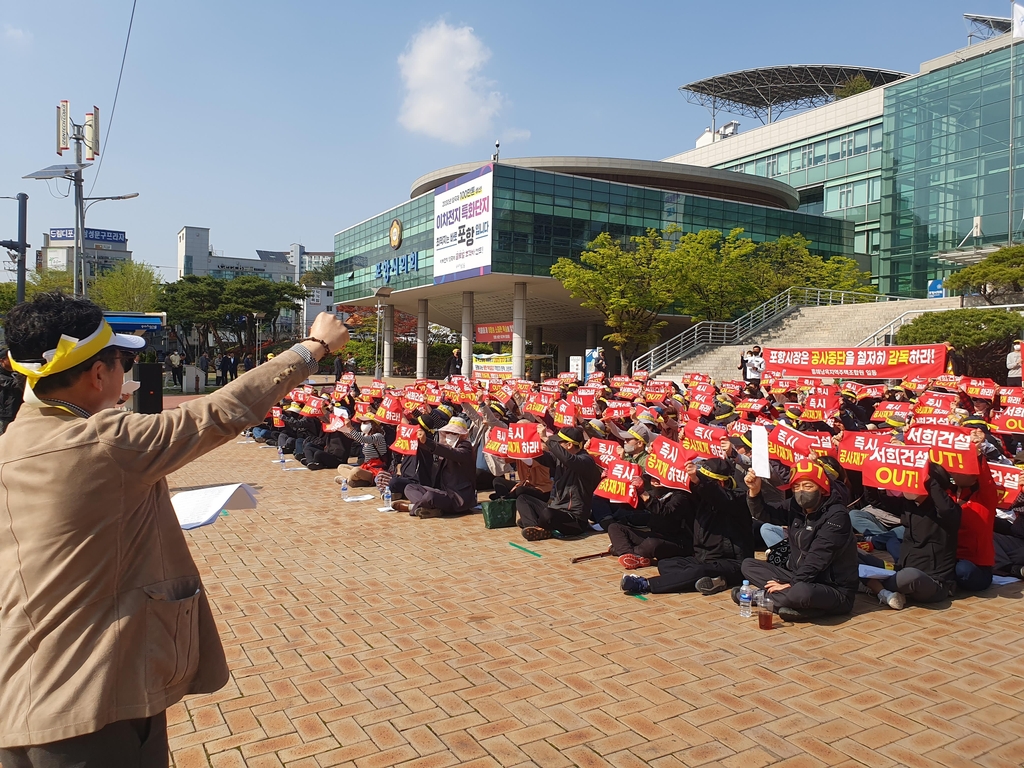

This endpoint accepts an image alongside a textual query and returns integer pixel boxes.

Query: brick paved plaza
[166,439,1024,768]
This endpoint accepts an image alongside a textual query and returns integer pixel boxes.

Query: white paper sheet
[342,494,376,503]
[751,424,771,479]
[173,483,258,530]
[858,564,894,580]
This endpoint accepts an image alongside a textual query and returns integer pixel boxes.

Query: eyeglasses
[115,353,136,373]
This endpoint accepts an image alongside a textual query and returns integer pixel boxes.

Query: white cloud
[3,24,32,47]
[398,20,507,146]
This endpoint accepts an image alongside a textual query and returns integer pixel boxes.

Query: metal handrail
[858,302,1024,346]
[633,286,906,374]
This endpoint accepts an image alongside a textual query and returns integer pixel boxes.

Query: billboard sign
[433,164,492,284]
[49,228,127,243]
[476,322,512,342]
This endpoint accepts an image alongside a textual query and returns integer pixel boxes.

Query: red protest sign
[769,378,799,394]
[506,422,543,459]
[568,392,597,418]
[632,370,649,382]
[836,431,892,472]
[990,464,1024,509]
[271,406,284,428]
[288,388,307,404]
[803,432,837,458]
[374,394,403,425]
[913,391,959,418]
[861,444,931,495]
[720,380,745,397]
[903,424,978,474]
[390,423,420,455]
[340,372,356,384]
[587,438,622,468]
[617,381,643,399]
[594,459,641,507]
[763,345,946,380]
[768,424,818,466]
[800,394,840,423]
[870,401,914,423]
[681,421,728,459]
[990,407,1024,435]
[688,394,715,418]
[735,399,770,417]
[960,377,998,400]
[645,436,695,490]
[602,401,633,420]
[558,371,578,383]
[609,374,631,388]
[523,392,555,417]
[1000,387,1024,406]
[323,413,348,433]
[483,426,510,457]
[551,399,576,428]
[301,396,326,416]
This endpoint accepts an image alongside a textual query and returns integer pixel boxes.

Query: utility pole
[0,193,29,303]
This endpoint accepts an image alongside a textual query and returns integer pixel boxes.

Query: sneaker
[306,462,322,471]
[618,553,641,570]
[878,589,905,610]
[695,576,728,595]
[522,526,552,541]
[1015,565,1024,579]
[731,586,742,606]
[620,574,650,595]
[778,606,826,622]
[334,475,348,485]
[416,506,444,518]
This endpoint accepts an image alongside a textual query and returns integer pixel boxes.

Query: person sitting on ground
[738,460,859,621]
[516,425,602,541]
[302,407,353,471]
[608,475,694,569]
[951,442,997,592]
[861,462,962,609]
[394,417,477,518]
[492,453,552,502]
[335,414,388,487]
[390,405,452,499]
[621,457,753,597]
[592,422,653,530]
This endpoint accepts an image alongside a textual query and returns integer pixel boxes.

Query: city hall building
[332,13,1024,379]
[331,158,849,379]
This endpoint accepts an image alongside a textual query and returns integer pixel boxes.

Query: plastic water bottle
[509,467,517,483]
[277,446,285,465]
[383,486,392,510]
[341,477,349,500]
[739,580,754,618]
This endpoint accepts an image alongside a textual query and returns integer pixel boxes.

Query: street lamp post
[0,194,29,303]
[81,192,139,297]
[255,311,266,364]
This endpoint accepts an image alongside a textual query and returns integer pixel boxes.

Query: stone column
[512,283,527,379]
[461,291,474,378]
[416,299,428,379]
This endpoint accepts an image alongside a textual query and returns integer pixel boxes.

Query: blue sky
[0,1,1012,281]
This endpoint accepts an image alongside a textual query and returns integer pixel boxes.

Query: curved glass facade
[333,165,852,303]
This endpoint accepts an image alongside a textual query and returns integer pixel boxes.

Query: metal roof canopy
[679,65,909,125]
[964,14,1011,44]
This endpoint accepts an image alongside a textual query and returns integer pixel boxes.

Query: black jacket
[748,491,859,597]
[646,488,694,555]
[444,356,463,377]
[690,476,754,562]
[872,475,962,581]
[538,439,603,521]
[422,437,477,511]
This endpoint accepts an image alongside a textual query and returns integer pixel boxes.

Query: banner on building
[762,345,946,380]
[472,353,514,380]
[433,164,493,284]
[476,322,513,342]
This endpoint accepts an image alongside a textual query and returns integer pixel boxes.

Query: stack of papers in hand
[173,483,259,530]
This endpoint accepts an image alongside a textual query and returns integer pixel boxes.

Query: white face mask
[360,423,372,434]
[443,433,460,447]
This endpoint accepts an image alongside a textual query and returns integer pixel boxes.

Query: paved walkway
[167,439,1024,768]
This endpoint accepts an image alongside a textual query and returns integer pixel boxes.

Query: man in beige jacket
[0,292,348,767]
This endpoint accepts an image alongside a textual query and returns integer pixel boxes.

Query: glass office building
[333,164,851,305]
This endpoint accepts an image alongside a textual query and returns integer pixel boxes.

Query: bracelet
[303,337,331,355]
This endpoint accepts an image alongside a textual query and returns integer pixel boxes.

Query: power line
[87,0,138,197]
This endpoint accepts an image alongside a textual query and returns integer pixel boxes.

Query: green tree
[299,262,334,288]
[834,74,873,99]
[673,228,760,321]
[220,275,306,355]
[26,269,74,298]
[894,308,1023,380]
[551,229,678,369]
[156,275,228,353]
[90,261,161,312]
[753,234,875,299]
[944,245,1024,304]
[0,282,16,315]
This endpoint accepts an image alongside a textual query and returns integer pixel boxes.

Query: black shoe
[695,576,728,595]
[777,606,826,622]
[298,458,309,466]
[731,586,742,606]
[1015,565,1024,579]
[306,462,322,471]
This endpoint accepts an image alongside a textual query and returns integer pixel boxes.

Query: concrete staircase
[661,297,962,383]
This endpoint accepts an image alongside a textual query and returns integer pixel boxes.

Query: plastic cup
[758,594,774,630]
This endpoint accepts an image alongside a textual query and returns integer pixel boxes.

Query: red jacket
[955,455,997,567]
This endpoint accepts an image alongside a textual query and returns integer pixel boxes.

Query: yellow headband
[557,430,583,446]
[626,428,648,444]
[698,465,730,482]
[8,321,115,387]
